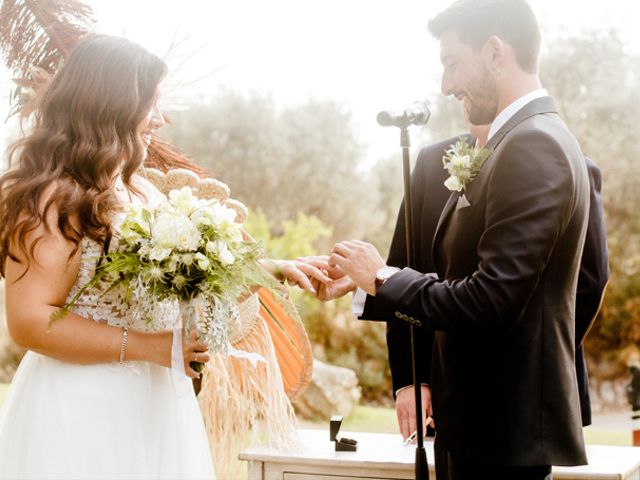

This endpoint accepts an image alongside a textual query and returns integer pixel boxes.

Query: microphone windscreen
[376,110,394,127]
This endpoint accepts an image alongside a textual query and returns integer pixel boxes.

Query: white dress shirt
[487,88,548,143]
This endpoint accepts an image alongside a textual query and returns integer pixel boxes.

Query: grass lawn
[332,405,634,447]
[0,383,632,447]
[583,426,632,446]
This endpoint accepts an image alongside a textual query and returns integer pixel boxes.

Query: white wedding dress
[0,175,215,479]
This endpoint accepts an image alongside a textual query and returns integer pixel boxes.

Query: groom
[324,0,590,478]
[375,128,607,443]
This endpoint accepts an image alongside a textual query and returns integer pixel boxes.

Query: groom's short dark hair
[428,0,541,74]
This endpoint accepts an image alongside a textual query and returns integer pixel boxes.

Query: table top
[239,429,640,479]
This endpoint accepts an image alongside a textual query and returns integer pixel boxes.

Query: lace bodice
[64,174,180,332]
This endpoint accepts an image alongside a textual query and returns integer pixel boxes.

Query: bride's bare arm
[4,204,206,376]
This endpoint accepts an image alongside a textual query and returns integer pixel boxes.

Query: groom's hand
[329,240,385,296]
[314,275,356,301]
[297,255,356,301]
[396,385,434,443]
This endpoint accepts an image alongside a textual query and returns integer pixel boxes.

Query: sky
[1,0,639,168]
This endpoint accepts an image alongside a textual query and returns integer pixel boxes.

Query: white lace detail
[64,174,181,333]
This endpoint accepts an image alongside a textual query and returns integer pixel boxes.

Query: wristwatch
[375,266,400,291]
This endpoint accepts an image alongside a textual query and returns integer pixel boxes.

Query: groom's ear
[482,35,507,74]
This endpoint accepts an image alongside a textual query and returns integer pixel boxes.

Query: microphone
[377,101,431,128]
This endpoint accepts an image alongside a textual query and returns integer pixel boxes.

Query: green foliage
[539,30,640,371]
[244,210,332,259]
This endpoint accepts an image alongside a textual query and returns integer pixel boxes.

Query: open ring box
[330,415,358,452]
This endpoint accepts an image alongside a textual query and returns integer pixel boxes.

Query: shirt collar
[487,88,548,143]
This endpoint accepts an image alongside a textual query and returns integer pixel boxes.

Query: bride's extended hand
[261,259,332,294]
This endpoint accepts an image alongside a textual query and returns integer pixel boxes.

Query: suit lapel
[430,96,559,273]
[485,96,558,151]
[431,191,459,273]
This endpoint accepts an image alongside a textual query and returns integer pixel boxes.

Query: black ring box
[329,415,358,452]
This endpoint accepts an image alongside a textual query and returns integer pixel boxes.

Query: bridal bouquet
[52,186,282,368]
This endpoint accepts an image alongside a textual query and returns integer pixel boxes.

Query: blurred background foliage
[1,30,638,407]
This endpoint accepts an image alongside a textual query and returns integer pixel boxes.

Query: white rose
[444,175,464,192]
[152,213,201,252]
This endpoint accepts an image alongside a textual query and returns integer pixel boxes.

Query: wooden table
[239,429,640,480]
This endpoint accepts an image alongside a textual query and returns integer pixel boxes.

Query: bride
[0,34,215,479]
[0,34,327,480]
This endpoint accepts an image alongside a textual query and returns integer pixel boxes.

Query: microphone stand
[399,126,429,480]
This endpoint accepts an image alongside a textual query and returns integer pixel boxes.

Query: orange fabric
[257,288,312,402]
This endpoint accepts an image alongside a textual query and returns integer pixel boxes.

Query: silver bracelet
[119,327,129,364]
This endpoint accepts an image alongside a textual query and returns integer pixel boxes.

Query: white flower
[143,265,165,282]
[116,204,151,242]
[444,175,464,192]
[151,212,201,252]
[226,223,244,244]
[149,247,172,261]
[167,254,181,272]
[208,240,235,266]
[181,253,194,266]
[451,154,471,169]
[219,249,235,266]
[169,187,199,214]
[209,202,238,227]
[195,252,211,270]
[442,139,491,192]
[191,210,212,228]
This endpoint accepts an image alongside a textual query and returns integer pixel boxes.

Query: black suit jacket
[362,97,590,466]
[370,136,608,427]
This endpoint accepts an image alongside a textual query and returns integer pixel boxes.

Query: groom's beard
[466,64,499,126]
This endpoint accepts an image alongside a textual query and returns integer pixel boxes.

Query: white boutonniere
[442,139,491,193]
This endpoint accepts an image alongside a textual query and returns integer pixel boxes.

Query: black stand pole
[400,127,429,480]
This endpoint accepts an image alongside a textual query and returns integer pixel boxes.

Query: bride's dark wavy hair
[0,34,167,277]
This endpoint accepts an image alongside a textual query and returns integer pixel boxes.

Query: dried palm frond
[0,0,94,77]
[0,0,95,118]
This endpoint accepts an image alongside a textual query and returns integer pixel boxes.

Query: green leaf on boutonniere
[442,138,491,192]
